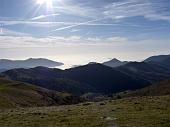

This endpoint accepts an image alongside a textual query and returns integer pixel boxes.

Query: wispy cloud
[103,0,170,21]
[52,0,170,21]
[52,3,96,18]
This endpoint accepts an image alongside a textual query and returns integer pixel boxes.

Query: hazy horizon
[0,52,170,69]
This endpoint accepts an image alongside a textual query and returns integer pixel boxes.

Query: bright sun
[37,0,53,8]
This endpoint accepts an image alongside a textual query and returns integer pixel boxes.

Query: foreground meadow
[0,95,169,127]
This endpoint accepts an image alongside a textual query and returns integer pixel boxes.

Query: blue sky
[0,0,170,67]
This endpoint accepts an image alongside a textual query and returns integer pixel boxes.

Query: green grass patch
[0,95,169,127]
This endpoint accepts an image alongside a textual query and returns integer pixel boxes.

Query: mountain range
[0,58,63,70]
[1,54,170,98]
[2,64,147,95]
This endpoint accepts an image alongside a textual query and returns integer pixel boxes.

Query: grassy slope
[0,78,81,109]
[117,78,170,98]
[131,78,170,96]
[0,95,169,127]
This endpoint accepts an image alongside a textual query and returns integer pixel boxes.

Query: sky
[0,0,170,68]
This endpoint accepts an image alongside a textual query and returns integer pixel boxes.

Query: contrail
[30,13,60,21]
[51,17,108,32]
[0,20,143,28]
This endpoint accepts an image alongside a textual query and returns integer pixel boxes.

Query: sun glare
[37,0,53,8]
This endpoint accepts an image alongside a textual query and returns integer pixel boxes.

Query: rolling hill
[144,55,170,63]
[144,55,170,68]
[0,77,81,109]
[62,63,149,93]
[2,66,95,95]
[116,61,170,83]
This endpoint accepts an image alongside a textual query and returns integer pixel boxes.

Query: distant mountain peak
[103,58,128,68]
[88,62,98,65]
[27,58,38,60]
[105,58,122,63]
[110,58,121,62]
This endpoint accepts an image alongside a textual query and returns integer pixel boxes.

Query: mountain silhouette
[2,64,149,95]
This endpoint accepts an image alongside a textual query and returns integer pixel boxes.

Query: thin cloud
[0,35,129,48]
